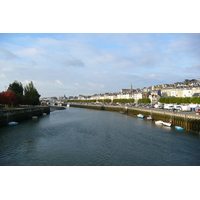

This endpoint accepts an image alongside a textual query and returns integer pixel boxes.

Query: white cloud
[148,74,156,78]
[0,46,19,60]
[1,66,13,71]
[55,80,63,85]
[16,47,44,57]
[0,73,6,78]
[73,83,80,86]
[22,80,31,85]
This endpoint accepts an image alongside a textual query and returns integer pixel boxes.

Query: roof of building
[192,93,200,97]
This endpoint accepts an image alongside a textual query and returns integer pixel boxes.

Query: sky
[1,33,200,98]
[0,0,200,98]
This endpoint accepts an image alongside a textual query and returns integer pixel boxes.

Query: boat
[32,116,38,119]
[8,122,18,126]
[155,120,163,124]
[137,114,144,118]
[162,122,172,127]
[147,115,153,120]
[175,126,184,130]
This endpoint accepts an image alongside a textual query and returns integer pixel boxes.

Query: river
[0,107,200,166]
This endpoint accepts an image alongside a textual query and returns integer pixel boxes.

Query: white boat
[162,122,172,127]
[8,122,18,126]
[32,116,38,119]
[137,114,144,118]
[155,120,163,124]
[147,115,153,120]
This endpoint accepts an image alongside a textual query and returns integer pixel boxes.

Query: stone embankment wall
[0,106,50,127]
[71,104,200,132]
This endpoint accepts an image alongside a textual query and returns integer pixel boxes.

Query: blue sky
[0,33,200,97]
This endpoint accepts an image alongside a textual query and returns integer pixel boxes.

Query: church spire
[130,83,133,93]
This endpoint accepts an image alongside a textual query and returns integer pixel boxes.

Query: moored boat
[155,120,163,124]
[137,114,144,118]
[162,122,172,127]
[147,115,153,120]
[8,122,18,126]
[32,116,38,119]
[175,126,184,130]
[120,111,127,114]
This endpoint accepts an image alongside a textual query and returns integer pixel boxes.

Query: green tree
[8,80,24,104]
[8,80,23,95]
[184,79,189,85]
[24,81,40,105]
[137,98,150,104]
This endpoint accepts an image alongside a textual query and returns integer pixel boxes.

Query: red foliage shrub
[0,90,18,106]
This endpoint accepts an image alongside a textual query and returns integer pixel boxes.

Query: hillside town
[40,78,200,106]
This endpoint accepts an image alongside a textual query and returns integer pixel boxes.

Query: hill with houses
[40,78,200,105]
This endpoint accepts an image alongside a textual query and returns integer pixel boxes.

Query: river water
[0,107,200,166]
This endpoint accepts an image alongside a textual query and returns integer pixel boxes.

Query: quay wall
[71,104,200,132]
[0,106,50,127]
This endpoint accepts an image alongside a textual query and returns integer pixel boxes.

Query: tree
[8,80,23,96]
[0,90,18,106]
[138,98,150,104]
[184,79,189,85]
[24,81,40,105]
[0,92,7,104]
[8,80,24,104]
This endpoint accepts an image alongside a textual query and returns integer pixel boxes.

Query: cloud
[73,83,80,86]
[55,80,63,85]
[1,66,13,71]
[188,63,200,70]
[0,46,19,60]
[16,47,47,59]
[62,57,85,67]
[0,73,6,78]
[30,60,37,66]
[148,74,156,78]
[22,80,31,85]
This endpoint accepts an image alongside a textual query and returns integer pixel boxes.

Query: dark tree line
[0,80,40,106]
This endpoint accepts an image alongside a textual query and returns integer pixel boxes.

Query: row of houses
[41,84,200,105]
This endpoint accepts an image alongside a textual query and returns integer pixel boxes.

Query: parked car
[175,105,182,111]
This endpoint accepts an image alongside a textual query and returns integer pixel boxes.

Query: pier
[0,106,50,127]
[70,103,200,132]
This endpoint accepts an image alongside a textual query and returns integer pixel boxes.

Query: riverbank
[0,106,50,127]
[70,103,200,132]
